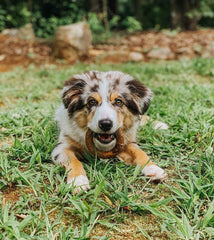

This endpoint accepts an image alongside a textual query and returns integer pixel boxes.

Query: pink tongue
[100,134,111,141]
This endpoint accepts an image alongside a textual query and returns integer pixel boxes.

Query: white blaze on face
[90,78,118,133]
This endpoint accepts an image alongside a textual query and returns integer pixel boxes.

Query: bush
[122,16,142,33]
[0,8,6,31]
[87,13,105,34]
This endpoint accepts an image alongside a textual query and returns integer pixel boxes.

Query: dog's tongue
[99,134,112,141]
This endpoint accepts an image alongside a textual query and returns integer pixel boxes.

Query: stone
[202,43,214,58]
[98,50,130,63]
[54,22,92,62]
[147,47,175,60]
[129,51,144,62]
[2,23,35,41]
[97,50,144,63]
[193,44,203,54]
[129,36,142,46]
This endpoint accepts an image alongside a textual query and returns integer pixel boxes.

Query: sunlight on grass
[0,59,214,239]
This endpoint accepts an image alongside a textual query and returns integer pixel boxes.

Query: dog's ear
[125,79,152,115]
[62,77,86,116]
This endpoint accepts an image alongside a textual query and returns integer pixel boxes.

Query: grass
[0,58,213,239]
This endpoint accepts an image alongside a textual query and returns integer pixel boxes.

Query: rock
[129,36,142,46]
[176,47,195,59]
[193,44,203,54]
[96,50,144,63]
[202,43,214,58]
[129,52,144,61]
[0,55,5,61]
[2,23,35,41]
[54,22,92,62]
[98,50,130,63]
[147,47,175,60]
[88,49,105,57]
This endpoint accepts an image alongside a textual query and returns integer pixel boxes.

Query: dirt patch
[1,29,214,71]
[2,186,21,207]
[90,214,170,240]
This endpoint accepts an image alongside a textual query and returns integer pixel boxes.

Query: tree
[89,0,100,13]
[133,0,141,22]
[170,0,213,30]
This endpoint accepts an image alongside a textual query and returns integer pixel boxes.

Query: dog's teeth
[110,135,114,139]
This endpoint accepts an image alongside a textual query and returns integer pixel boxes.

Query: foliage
[0,59,214,239]
[0,1,31,30]
[0,7,6,31]
[199,0,214,27]
[0,0,214,38]
[87,12,105,34]
[121,16,142,33]
[32,0,85,38]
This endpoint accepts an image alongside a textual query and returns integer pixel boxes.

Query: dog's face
[62,71,152,152]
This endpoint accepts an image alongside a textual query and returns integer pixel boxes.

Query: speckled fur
[52,71,166,192]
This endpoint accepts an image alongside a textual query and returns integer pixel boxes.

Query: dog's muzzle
[85,128,124,158]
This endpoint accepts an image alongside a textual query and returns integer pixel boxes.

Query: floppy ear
[125,79,152,115]
[62,77,86,116]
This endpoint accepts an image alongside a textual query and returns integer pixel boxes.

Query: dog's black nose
[98,119,113,132]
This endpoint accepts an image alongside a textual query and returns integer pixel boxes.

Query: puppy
[52,71,167,193]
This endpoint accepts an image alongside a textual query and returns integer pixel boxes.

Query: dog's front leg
[117,143,166,182]
[52,145,90,193]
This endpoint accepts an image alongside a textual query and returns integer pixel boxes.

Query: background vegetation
[0,0,214,37]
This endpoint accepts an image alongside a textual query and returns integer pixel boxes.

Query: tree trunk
[109,0,118,16]
[133,0,141,22]
[89,0,100,13]
[183,0,201,30]
[171,0,201,30]
[102,0,109,30]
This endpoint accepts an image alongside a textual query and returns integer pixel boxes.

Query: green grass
[0,59,213,239]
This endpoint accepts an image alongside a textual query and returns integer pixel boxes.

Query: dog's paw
[153,121,169,130]
[142,165,167,183]
[140,116,168,130]
[68,175,90,194]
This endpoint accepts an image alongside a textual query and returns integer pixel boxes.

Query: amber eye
[87,98,98,108]
[115,98,123,107]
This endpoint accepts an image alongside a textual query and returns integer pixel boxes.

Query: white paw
[142,165,167,182]
[67,175,90,194]
[153,121,169,130]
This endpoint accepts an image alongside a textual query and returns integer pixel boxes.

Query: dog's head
[62,71,152,153]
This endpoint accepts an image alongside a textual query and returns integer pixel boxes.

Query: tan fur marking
[122,108,135,131]
[74,110,88,129]
[117,143,154,167]
[64,149,86,183]
[110,92,119,102]
[91,92,102,105]
[87,111,95,127]
[117,111,124,127]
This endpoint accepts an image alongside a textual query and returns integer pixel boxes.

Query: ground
[1,29,214,72]
[0,59,213,239]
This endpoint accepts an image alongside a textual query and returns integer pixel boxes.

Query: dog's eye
[87,98,98,107]
[114,98,123,107]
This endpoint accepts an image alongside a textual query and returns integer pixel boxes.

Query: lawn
[0,59,214,239]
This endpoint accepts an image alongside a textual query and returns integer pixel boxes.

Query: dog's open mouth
[93,132,116,144]
[86,128,124,158]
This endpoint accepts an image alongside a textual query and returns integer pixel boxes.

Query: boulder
[128,36,142,46]
[129,51,144,62]
[2,23,35,41]
[96,50,144,63]
[202,43,214,58]
[147,47,175,60]
[54,22,92,62]
[98,50,130,63]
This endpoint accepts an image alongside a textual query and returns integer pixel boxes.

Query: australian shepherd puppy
[52,71,167,193]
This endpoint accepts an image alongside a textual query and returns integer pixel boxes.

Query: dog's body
[52,71,166,192]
